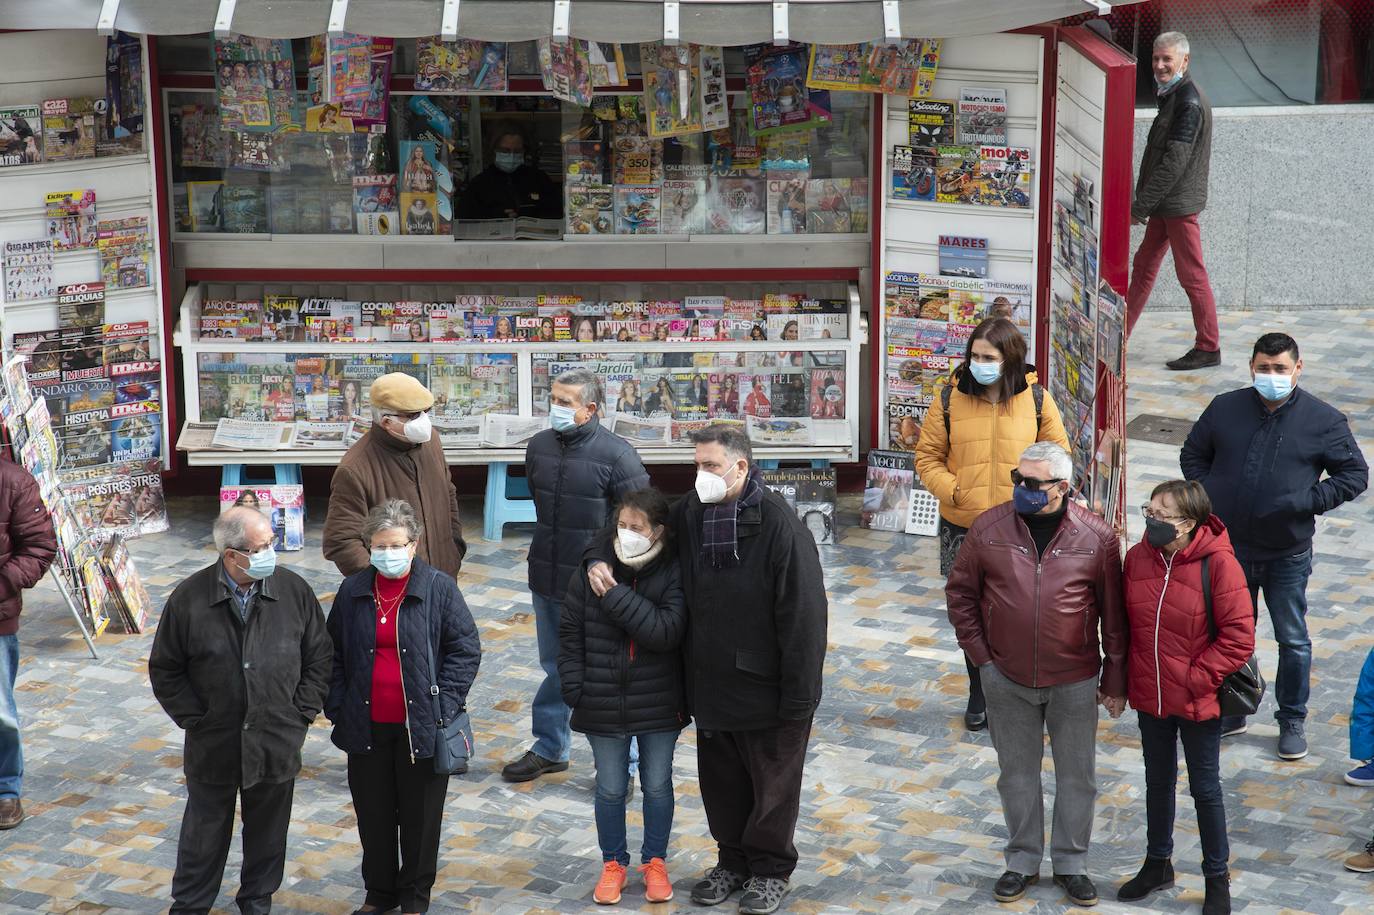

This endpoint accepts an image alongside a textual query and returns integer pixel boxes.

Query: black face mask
[1145,517,1182,548]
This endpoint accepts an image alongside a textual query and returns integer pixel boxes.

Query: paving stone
[0,309,1371,913]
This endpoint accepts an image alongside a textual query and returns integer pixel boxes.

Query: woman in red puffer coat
[1118,480,1254,915]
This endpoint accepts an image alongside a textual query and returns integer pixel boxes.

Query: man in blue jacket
[1181,332,1368,760]
[503,369,649,783]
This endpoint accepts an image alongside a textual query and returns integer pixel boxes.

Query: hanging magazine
[538,38,594,107]
[743,43,832,136]
[415,38,508,92]
[3,239,55,303]
[640,42,702,139]
[806,43,882,92]
[213,36,298,133]
[958,87,1008,146]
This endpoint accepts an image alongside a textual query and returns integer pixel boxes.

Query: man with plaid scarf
[588,424,827,914]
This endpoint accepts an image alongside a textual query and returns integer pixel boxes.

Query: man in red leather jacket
[946,442,1127,908]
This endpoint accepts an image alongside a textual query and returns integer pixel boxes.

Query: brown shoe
[0,797,23,829]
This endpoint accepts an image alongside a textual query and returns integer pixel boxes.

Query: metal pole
[50,566,98,660]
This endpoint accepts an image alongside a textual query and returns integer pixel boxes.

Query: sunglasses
[1010,469,1064,490]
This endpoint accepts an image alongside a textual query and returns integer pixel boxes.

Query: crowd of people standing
[0,330,1367,915]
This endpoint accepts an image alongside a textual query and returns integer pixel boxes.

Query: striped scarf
[701,466,764,568]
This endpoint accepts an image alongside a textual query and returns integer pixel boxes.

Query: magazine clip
[96,0,124,36]
[327,0,350,38]
[663,0,681,46]
[1084,0,1113,13]
[552,0,572,42]
[772,2,789,46]
[881,0,901,44]
[441,0,461,42]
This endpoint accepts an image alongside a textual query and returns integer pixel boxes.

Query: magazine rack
[873,26,1133,523]
[0,30,171,474]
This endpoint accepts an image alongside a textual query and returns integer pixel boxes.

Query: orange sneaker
[640,858,674,903]
[594,860,628,905]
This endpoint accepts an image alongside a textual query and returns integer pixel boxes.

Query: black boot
[1202,874,1231,915]
[1116,857,1174,901]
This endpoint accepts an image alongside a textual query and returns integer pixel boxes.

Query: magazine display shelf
[175,280,863,537]
[0,31,171,474]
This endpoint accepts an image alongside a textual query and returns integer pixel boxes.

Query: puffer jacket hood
[915,370,1072,529]
[1123,515,1256,721]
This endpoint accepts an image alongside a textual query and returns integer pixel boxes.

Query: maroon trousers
[1126,213,1220,352]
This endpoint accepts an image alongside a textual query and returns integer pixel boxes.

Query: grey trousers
[981,663,1099,876]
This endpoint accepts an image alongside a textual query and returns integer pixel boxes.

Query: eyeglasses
[1010,469,1063,490]
[1140,505,1186,523]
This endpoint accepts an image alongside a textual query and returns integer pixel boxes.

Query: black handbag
[424,598,474,775]
[1201,556,1266,718]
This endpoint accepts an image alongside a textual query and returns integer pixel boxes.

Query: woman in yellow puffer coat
[915,316,1071,730]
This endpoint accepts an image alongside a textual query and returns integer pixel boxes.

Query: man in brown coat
[323,373,466,578]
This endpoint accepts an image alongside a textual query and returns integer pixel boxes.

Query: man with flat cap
[324,372,467,579]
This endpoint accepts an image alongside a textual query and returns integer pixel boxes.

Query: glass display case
[174,278,862,461]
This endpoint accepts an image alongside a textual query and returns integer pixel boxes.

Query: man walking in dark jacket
[0,458,58,831]
[947,442,1127,908]
[1181,332,1368,760]
[1127,31,1220,371]
[502,369,648,783]
[589,424,827,914]
[150,507,332,915]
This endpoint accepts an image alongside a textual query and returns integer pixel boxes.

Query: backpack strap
[1031,383,1044,435]
[941,383,953,438]
[1200,554,1217,640]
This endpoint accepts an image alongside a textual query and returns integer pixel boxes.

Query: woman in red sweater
[1119,480,1254,915]
[325,500,481,915]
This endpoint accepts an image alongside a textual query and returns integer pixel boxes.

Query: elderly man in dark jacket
[150,507,332,915]
[1126,30,1220,371]
[323,372,466,579]
[947,442,1126,908]
[589,424,827,915]
[0,458,58,831]
[1182,332,1368,761]
[503,369,648,783]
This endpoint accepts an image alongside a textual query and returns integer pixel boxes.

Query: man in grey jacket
[1126,31,1219,372]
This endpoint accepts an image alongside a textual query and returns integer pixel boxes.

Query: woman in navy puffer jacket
[1119,480,1254,915]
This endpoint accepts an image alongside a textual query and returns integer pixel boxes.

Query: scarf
[701,466,764,569]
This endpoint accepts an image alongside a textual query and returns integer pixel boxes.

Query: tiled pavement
[2,308,1373,914]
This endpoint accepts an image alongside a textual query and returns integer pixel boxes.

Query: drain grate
[1126,414,1195,446]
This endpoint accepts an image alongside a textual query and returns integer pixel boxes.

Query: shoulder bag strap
[421,575,444,727]
[1032,383,1044,435]
[942,384,953,438]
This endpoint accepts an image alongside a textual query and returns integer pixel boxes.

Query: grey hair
[1154,31,1190,56]
[213,507,264,552]
[690,423,753,466]
[552,369,603,409]
[1020,441,1074,482]
[361,499,421,545]
[369,405,386,424]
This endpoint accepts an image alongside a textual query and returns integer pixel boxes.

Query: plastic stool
[483,461,537,541]
[757,459,831,471]
[221,463,302,487]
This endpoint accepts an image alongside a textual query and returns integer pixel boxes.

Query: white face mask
[695,465,737,504]
[398,412,432,444]
[617,528,654,558]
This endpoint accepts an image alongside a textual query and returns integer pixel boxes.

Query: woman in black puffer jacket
[559,488,687,905]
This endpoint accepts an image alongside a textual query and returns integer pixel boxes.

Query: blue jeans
[531,592,573,762]
[1238,548,1313,721]
[0,634,21,797]
[1138,712,1229,877]
[587,730,679,865]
